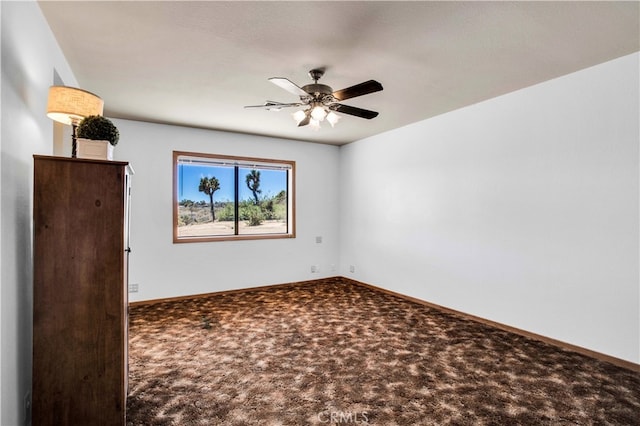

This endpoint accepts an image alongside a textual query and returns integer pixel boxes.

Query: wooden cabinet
[32,155,132,426]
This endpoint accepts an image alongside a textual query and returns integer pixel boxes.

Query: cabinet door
[123,168,132,395]
[33,157,128,426]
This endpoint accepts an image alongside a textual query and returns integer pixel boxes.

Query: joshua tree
[198,176,220,221]
[245,169,262,205]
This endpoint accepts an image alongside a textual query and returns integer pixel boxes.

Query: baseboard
[344,277,640,373]
[127,277,340,307]
[129,275,639,373]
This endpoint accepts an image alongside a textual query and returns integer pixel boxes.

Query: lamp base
[71,123,78,158]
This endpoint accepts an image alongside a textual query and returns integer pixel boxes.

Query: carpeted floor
[126,277,640,425]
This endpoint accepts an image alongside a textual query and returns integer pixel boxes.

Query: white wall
[1,5,637,425]
[113,119,340,302]
[340,52,640,363]
[1,1,78,424]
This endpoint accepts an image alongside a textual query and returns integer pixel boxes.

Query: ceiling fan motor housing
[301,83,333,103]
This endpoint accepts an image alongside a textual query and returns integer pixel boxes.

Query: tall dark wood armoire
[32,155,132,426]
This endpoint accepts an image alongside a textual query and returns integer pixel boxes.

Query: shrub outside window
[173,151,295,243]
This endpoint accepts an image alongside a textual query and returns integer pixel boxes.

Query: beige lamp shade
[46,86,104,125]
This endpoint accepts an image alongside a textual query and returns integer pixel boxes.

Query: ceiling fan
[245,68,383,128]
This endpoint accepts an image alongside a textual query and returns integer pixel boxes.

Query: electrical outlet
[315,236,323,244]
[349,265,356,273]
[311,265,319,273]
[129,283,139,293]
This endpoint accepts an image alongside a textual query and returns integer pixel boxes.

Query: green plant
[217,203,235,221]
[77,115,120,146]
[243,204,264,226]
[179,214,194,226]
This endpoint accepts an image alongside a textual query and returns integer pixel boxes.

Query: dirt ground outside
[177,220,287,237]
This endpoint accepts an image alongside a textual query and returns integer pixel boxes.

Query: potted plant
[76,115,120,160]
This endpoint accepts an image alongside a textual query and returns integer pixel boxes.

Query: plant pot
[77,138,114,161]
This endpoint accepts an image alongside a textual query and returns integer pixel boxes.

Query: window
[173,151,295,243]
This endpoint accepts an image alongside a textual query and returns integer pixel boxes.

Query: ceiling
[38,1,639,146]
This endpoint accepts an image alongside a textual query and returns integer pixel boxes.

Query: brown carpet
[126,277,640,425]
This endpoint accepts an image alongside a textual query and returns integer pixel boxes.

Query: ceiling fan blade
[332,80,383,101]
[244,101,304,110]
[329,103,379,119]
[269,77,309,98]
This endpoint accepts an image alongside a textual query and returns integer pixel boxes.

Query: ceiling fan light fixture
[310,105,327,122]
[326,111,340,127]
[292,109,307,125]
[309,117,321,130]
